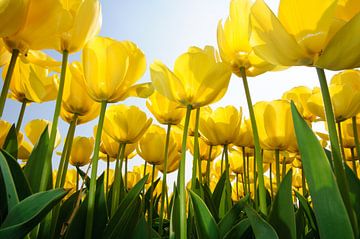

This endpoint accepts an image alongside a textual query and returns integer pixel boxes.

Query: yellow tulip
[61,62,100,124]
[282,86,316,122]
[199,105,242,146]
[292,168,303,189]
[3,56,59,103]
[137,125,178,165]
[157,151,181,174]
[24,119,61,147]
[125,171,141,190]
[18,139,33,160]
[3,0,73,53]
[229,147,244,174]
[82,37,152,103]
[133,164,158,184]
[150,46,232,108]
[0,0,29,37]
[250,0,360,70]
[57,0,102,53]
[69,136,94,167]
[254,100,297,151]
[146,91,185,125]
[103,104,152,144]
[217,0,274,76]
[308,83,360,123]
[234,118,254,148]
[22,50,61,72]
[0,119,13,147]
[53,169,77,196]
[0,41,11,67]
[188,137,222,161]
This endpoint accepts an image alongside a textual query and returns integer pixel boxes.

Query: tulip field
[1,0,360,238]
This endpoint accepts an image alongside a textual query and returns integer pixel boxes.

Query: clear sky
[1,0,338,187]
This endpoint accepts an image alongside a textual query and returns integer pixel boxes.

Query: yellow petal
[316,13,360,70]
[0,0,29,37]
[335,0,360,21]
[250,0,311,66]
[24,119,61,147]
[278,0,337,54]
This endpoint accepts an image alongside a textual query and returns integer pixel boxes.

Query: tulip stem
[337,122,346,160]
[191,108,201,190]
[125,157,128,190]
[236,173,239,200]
[246,155,250,196]
[275,149,280,188]
[352,116,360,173]
[242,147,248,195]
[85,100,107,239]
[40,50,69,192]
[282,158,286,180]
[316,67,357,236]
[224,144,232,212]
[253,154,257,209]
[111,142,125,217]
[159,124,172,235]
[76,168,79,191]
[301,165,306,197]
[239,67,267,215]
[149,164,156,235]
[177,104,192,239]
[206,146,212,185]
[0,49,19,117]
[15,100,27,134]
[350,147,358,177]
[270,163,273,198]
[241,173,246,197]
[106,155,110,197]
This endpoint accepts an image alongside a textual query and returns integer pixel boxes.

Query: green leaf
[268,169,296,239]
[0,188,67,239]
[295,205,306,239]
[345,164,360,232]
[294,191,318,233]
[102,175,148,239]
[218,194,249,238]
[1,150,31,201]
[76,166,90,189]
[3,125,18,159]
[189,190,219,239]
[23,127,52,193]
[223,218,251,239]
[212,172,226,212]
[0,151,19,211]
[202,183,219,221]
[291,102,353,239]
[244,205,279,239]
[170,185,180,239]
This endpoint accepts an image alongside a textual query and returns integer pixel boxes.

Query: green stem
[111,143,125,217]
[316,67,357,236]
[125,157,128,191]
[0,49,19,117]
[352,116,360,173]
[270,163,273,198]
[275,149,280,188]
[253,153,257,209]
[301,164,306,197]
[221,148,225,174]
[236,173,239,200]
[39,50,69,192]
[149,164,156,235]
[350,147,357,177]
[242,147,248,195]
[246,155,250,196]
[224,144,232,212]
[15,100,26,134]
[191,108,201,191]
[76,168,79,191]
[337,122,346,160]
[282,158,286,180]
[206,146,212,185]
[177,104,192,239]
[240,67,267,215]
[159,124,172,235]
[106,155,110,198]
[84,100,107,239]
[241,173,246,197]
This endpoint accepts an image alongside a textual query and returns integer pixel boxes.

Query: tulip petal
[316,13,360,70]
[250,0,311,66]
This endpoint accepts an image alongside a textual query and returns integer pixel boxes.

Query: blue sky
[1,0,337,186]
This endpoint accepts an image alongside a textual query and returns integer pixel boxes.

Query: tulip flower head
[24,119,61,147]
[69,136,94,167]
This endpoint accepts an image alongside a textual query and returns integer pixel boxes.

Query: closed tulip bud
[146,91,185,125]
[137,125,178,165]
[199,105,242,146]
[0,120,13,147]
[3,0,73,53]
[217,0,274,76]
[282,86,316,122]
[69,136,94,167]
[18,139,33,161]
[262,150,275,164]
[3,57,59,103]
[254,100,297,151]
[292,168,303,189]
[61,62,100,124]
[234,119,254,148]
[229,147,244,174]
[125,171,141,190]
[103,104,152,144]
[133,164,158,184]
[150,45,232,108]
[83,37,152,103]
[308,84,360,123]
[24,119,61,147]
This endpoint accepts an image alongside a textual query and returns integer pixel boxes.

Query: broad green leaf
[3,125,18,159]
[76,166,90,189]
[133,216,150,239]
[291,102,354,239]
[345,164,360,232]
[102,175,148,239]
[0,151,19,211]
[212,172,226,212]
[268,169,296,239]
[1,150,31,200]
[23,127,52,193]
[295,191,318,233]
[219,177,232,218]
[202,183,219,221]
[223,218,251,239]
[295,205,306,239]
[170,185,180,239]
[244,205,279,239]
[218,194,249,238]
[0,188,67,239]
[189,190,219,239]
